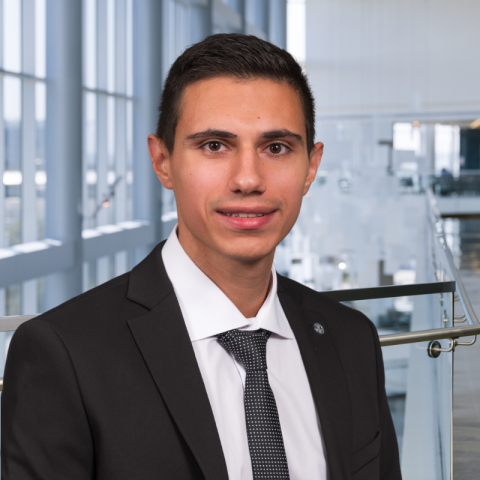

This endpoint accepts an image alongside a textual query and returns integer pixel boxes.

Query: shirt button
[312,323,324,334]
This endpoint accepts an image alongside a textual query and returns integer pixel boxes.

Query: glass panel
[287,0,306,64]
[389,335,453,479]
[125,0,133,97]
[107,0,115,93]
[126,99,133,221]
[0,331,14,377]
[35,0,46,78]
[84,91,97,229]
[3,0,21,73]
[346,291,454,479]
[84,0,97,89]
[5,284,21,316]
[35,81,46,239]
[37,276,46,313]
[430,171,480,197]
[344,291,453,335]
[3,76,22,247]
[106,95,115,224]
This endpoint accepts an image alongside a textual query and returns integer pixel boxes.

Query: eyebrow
[184,128,304,144]
[185,129,237,141]
[260,129,304,144]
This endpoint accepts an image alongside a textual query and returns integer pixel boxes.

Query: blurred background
[1,0,480,477]
[1,0,479,315]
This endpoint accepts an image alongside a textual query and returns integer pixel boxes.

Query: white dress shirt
[162,227,327,480]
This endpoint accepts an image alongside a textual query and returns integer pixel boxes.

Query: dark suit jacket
[2,241,401,479]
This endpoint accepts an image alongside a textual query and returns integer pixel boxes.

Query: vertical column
[132,0,163,264]
[95,0,110,285]
[44,0,83,309]
[0,0,5,316]
[268,0,286,48]
[22,0,38,314]
[239,0,247,34]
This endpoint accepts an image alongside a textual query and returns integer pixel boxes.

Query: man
[2,34,401,479]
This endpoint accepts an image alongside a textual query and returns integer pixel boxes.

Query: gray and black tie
[216,329,290,479]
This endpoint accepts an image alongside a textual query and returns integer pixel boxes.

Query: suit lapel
[126,243,228,480]
[278,278,352,480]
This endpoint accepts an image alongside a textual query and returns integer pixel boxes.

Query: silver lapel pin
[312,323,324,335]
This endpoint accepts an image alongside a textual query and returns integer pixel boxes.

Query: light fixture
[35,171,47,186]
[86,169,98,185]
[338,262,346,270]
[470,119,480,129]
[3,171,23,186]
[107,171,116,185]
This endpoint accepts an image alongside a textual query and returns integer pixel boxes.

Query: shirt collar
[161,225,293,342]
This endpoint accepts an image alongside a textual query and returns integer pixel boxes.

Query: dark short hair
[156,33,315,153]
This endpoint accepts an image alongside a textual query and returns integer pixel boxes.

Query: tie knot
[216,329,271,371]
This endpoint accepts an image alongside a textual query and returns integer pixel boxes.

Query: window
[82,0,134,290]
[1,0,46,315]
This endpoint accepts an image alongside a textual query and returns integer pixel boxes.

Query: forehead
[177,77,305,135]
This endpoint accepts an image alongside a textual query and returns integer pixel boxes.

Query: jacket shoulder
[27,272,147,332]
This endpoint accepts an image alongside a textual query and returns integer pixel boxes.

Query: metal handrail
[379,324,480,347]
[0,315,37,332]
[0,313,477,394]
[322,280,455,302]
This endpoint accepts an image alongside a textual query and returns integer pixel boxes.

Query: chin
[215,237,277,263]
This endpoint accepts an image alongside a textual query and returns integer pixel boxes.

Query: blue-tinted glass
[3,76,22,247]
[3,0,21,73]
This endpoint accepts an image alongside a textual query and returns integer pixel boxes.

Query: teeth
[223,213,265,218]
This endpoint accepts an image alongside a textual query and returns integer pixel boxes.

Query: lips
[221,212,266,218]
[217,208,276,229]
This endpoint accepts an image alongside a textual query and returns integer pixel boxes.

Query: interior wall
[305,0,480,120]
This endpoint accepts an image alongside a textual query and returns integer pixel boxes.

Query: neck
[177,230,274,319]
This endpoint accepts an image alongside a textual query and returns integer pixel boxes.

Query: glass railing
[429,171,480,197]
[322,281,465,479]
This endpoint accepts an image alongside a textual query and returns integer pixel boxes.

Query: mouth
[220,212,267,218]
[216,208,276,230]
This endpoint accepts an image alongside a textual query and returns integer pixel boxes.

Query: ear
[148,134,174,190]
[303,141,324,195]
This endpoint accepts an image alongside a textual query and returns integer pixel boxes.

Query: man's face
[149,77,323,263]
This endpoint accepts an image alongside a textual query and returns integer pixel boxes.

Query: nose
[228,147,266,195]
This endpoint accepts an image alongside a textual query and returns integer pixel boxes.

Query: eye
[207,141,221,152]
[268,143,287,155]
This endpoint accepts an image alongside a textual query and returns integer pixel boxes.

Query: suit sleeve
[1,319,95,480]
[369,321,403,479]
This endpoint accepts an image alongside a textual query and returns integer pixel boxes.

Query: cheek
[275,168,306,210]
[271,168,306,236]
[174,163,225,221]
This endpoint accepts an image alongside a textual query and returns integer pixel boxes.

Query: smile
[217,209,275,230]
[221,213,266,218]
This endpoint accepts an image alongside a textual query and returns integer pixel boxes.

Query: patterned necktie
[216,329,290,480]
